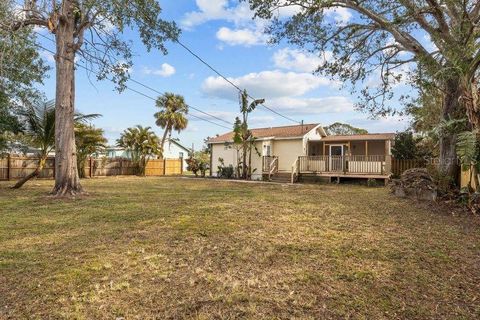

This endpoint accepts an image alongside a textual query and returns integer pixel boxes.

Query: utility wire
[18,2,299,126]
[32,31,232,130]
[175,39,301,124]
[31,35,232,130]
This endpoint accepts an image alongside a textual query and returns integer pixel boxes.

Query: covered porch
[302,136,393,176]
[263,133,395,183]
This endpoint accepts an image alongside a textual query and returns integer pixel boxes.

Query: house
[104,138,191,169]
[207,123,395,183]
[162,139,191,169]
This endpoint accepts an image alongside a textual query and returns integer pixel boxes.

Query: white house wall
[163,141,189,169]
[211,142,264,180]
[272,139,304,171]
[211,144,238,177]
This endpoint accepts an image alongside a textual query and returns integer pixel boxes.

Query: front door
[329,145,344,171]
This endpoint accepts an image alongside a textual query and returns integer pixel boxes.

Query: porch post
[385,155,392,175]
[365,141,369,157]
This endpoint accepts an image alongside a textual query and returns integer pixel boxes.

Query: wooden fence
[0,155,183,181]
[391,158,428,177]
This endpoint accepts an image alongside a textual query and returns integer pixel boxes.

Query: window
[179,152,184,158]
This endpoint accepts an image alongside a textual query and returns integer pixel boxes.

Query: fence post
[7,154,11,181]
[52,157,55,179]
[163,158,167,176]
[89,157,93,178]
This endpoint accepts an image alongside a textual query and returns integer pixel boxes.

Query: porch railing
[298,155,389,175]
[262,156,278,172]
[291,158,299,183]
[268,157,279,180]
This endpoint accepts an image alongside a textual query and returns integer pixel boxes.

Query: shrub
[367,178,378,187]
[186,151,210,177]
[217,158,234,179]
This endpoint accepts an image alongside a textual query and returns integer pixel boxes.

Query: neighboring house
[207,123,395,183]
[104,138,191,169]
[162,139,191,169]
[105,147,131,159]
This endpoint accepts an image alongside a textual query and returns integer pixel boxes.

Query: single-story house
[207,123,395,183]
[105,138,191,169]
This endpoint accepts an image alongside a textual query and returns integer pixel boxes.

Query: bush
[186,151,209,177]
[217,158,234,179]
[367,178,378,187]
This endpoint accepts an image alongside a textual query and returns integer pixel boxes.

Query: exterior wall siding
[272,139,304,171]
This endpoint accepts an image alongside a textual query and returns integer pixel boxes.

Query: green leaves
[456,130,479,171]
[324,122,368,135]
[117,125,161,171]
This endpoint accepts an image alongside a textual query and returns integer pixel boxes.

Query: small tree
[117,126,160,175]
[234,90,264,180]
[186,151,210,177]
[154,93,189,156]
[11,100,98,188]
[75,124,107,178]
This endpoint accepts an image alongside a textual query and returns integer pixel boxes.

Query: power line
[175,39,301,124]
[18,2,300,126]
[31,34,232,130]
[32,31,232,130]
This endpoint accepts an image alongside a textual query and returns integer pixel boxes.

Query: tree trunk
[438,76,462,183]
[242,141,247,179]
[51,1,83,196]
[160,123,171,157]
[11,157,47,189]
[248,143,252,180]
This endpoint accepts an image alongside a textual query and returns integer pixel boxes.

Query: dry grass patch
[0,177,479,319]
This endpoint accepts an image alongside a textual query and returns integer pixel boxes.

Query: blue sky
[36,0,411,150]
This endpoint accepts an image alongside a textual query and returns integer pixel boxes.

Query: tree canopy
[246,0,480,178]
[117,126,160,175]
[0,1,48,154]
[247,0,480,117]
[154,93,189,156]
[324,122,368,135]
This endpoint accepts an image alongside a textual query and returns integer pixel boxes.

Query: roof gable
[208,123,320,144]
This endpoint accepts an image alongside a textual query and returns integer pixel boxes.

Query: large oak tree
[246,0,480,179]
[1,0,179,196]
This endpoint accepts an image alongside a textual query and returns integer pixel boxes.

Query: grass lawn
[1,177,479,319]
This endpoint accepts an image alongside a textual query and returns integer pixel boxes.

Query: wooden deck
[263,155,392,183]
[300,172,389,179]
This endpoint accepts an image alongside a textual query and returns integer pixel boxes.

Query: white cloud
[348,115,409,133]
[40,50,55,63]
[269,96,354,114]
[202,70,333,100]
[181,0,253,29]
[216,27,267,46]
[273,48,332,73]
[324,7,352,25]
[143,63,176,77]
[250,115,276,126]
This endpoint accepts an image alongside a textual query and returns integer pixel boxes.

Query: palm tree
[75,124,108,178]
[116,125,160,175]
[12,100,99,188]
[154,93,188,156]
